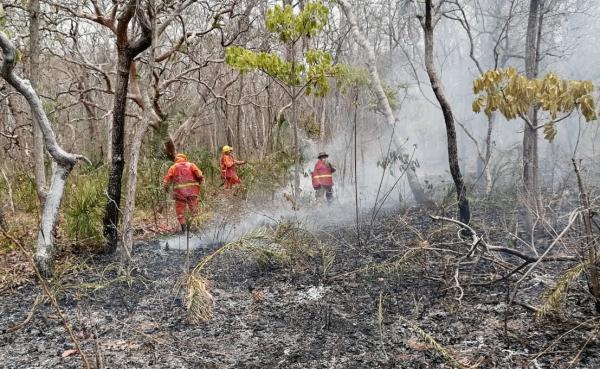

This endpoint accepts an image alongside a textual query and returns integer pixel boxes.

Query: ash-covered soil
[1,207,599,369]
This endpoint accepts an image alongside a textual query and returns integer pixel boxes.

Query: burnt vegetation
[2,0,600,368]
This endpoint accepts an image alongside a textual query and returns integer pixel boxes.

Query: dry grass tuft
[537,261,586,319]
[400,316,473,369]
[185,274,214,323]
[369,247,426,277]
[184,221,324,323]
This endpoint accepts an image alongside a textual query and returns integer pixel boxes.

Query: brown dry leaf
[61,349,78,358]
[251,289,265,303]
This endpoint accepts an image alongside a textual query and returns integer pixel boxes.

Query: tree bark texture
[523,0,542,223]
[292,92,301,199]
[122,3,157,260]
[337,0,429,205]
[29,0,47,206]
[103,52,131,253]
[0,205,6,231]
[422,0,471,224]
[484,114,495,195]
[0,31,82,277]
[289,40,301,200]
[102,0,152,253]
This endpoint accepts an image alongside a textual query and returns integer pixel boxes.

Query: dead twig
[572,158,600,312]
[5,293,43,333]
[532,317,600,362]
[509,209,580,306]
[429,215,577,265]
[1,230,92,369]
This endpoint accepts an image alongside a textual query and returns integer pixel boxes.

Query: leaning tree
[0,31,89,277]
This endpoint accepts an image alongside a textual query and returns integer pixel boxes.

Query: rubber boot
[180,223,187,233]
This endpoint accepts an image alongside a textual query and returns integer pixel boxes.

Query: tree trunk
[523,0,542,231]
[338,0,430,205]
[102,0,152,253]
[484,114,495,195]
[103,51,132,253]
[122,2,157,260]
[0,207,6,232]
[290,37,301,200]
[421,0,470,224]
[291,92,301,199]
[121,71,154,261]
[1,32,82,277]
[319,97,326,141]
[29,0,47,206]
[236,75,244,157]
[573,159,600,313]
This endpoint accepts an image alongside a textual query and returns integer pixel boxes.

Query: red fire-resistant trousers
[175,195,199,225]
[223,175,241,189]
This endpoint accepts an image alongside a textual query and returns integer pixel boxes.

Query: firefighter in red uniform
[163,153,204,232]
[311,152,335,203]
[219,145,246,193]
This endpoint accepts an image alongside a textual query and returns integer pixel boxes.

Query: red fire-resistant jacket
[311,159,335,189]
[164,155,204,200]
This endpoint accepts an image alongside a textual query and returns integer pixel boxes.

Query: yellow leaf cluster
[472,68,598,141]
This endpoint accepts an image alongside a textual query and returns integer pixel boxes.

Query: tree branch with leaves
[225,1,341,201]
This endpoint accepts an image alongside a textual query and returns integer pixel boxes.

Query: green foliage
[382,85,400,111]
[186,149,221,186]
[304,50,338,96]
[472,68,598,141]
[265,1,329,42]
[64,169,107,243]
[302,116,321,139]
[136,158,170,210]
[12,172,38,214]
[335,65,371,93]
[226,46,301,84]
[336,65,401,109]
[225,46,341,97]
[225,1,342,98]
[236,150,295,195]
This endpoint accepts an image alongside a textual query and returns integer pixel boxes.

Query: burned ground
[1,203,599,369]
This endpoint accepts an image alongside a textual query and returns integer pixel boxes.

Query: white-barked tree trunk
[0,31,88,277]
[337,0,430,205]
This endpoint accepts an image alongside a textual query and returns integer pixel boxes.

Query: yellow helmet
[175,153,187,161]
[222,145,233,153]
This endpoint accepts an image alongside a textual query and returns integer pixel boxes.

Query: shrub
[12,172,38,214]
[64,169,106,243]
[237,150,295,197]
[187,149,220,186]
[136,158,170,211]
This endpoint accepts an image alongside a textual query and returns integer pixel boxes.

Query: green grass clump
[64,169,106,243]
[12,172,38,214]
